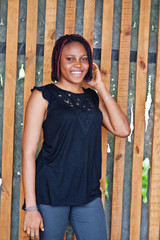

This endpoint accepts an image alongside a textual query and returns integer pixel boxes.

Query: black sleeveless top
[32,83,103,206]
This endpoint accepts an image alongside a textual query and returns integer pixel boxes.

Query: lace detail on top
[52,84,98,134]
[31,84,100,135]
[57,93,94,110]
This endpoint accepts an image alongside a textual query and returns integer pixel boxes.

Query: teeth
[71,72,82,74]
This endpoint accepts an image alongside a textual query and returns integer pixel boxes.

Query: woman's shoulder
[31,83,53,92]
[31,83,53,103]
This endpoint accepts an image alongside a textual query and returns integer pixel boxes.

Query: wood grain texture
[148,3,160,239]
[83,0,95,48]
[100,0,114,208]
[129,0,151,239]
[64,0,76,34]
[81,0,95,90]
[110,1,132,239]
[43,0,57,85]
[0,1,19,239]
[18,0,38,239]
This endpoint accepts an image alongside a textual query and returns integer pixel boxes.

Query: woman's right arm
[22,89,48,239]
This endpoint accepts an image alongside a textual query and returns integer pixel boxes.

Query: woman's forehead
[62,41,87,55]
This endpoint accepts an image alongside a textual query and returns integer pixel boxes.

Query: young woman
[22,34,130,240]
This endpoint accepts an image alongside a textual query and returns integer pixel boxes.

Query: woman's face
[59,41,89,84]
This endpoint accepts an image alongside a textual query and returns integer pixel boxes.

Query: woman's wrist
[94,82,112,100]
[103,95,113,103]
[94,81,105,93]
[25,205,38,212]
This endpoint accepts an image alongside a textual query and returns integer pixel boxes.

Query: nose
[74,59,81,67]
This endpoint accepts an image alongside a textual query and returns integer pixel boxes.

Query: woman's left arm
[86,63,131,137]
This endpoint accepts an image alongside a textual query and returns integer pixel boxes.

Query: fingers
[40,220,44,232]
[25,228,40,240]
[30,228,35,239]
[23,212,44,238]
[92,62,99,70]
[35,228,40,239]
[23,225,43,239]
[27,228,31,237]
[93,62,97,67]
[31,228,40,239]
[92,63,100,78]
[23,224,27,233]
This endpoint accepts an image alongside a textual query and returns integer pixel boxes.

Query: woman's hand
[24,210,44,239]
[84,62,131,137]
[84,63,105,91]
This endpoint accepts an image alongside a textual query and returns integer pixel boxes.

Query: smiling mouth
[71,71,83,75]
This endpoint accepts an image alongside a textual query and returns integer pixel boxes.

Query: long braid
[51,34,93,82]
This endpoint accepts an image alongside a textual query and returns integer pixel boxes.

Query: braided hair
[51,34,93,82]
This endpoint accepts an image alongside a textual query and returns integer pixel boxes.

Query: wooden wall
[0,0,159,239]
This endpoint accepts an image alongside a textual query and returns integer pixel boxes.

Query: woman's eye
[67,57,74,61]
[81,57,88,61]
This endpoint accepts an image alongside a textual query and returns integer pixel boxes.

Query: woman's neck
[55,80,84,93]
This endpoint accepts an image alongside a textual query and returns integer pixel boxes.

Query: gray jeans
[38,197,107,240]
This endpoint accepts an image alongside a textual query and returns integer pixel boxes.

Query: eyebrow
[65,54,88,56]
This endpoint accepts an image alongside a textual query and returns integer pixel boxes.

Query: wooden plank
[64,0,76,34]
[81,0,95,92]
[148,3,160,239]
[129,0,151,239]
[100,0,114,208]
[18,0,39,239]
[0,1,19,239]
[83,0,95,48]
[110,0,132,239]
[43,0,57,85]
